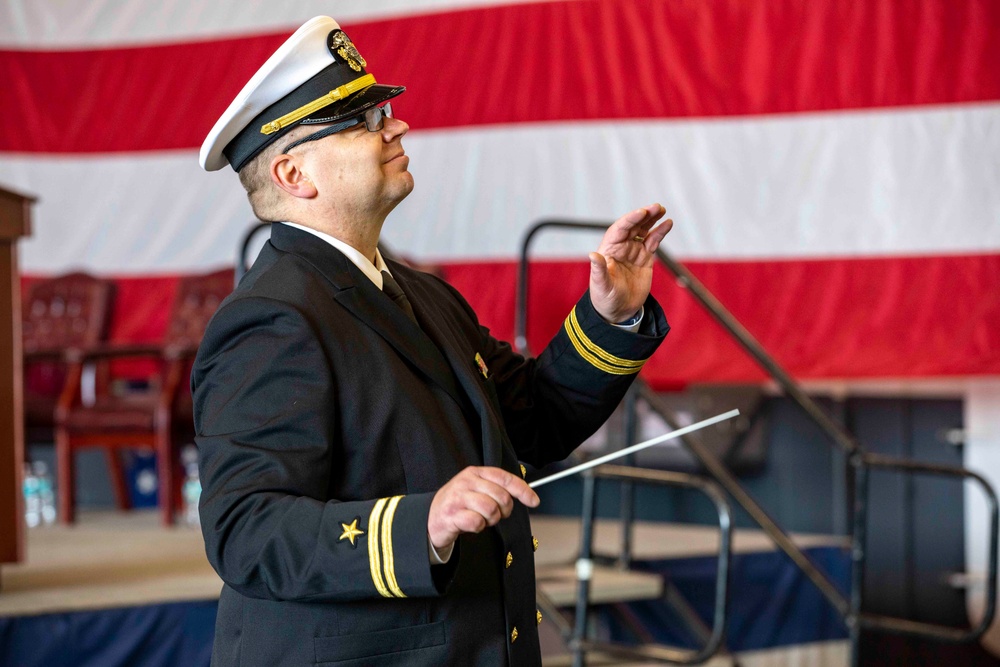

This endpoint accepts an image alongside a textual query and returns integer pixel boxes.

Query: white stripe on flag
[1,103,997,272]
[0,0,565,47]
[395,103,1000,262]
[1,151,253,273]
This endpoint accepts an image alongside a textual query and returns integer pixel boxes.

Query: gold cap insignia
[329,30,367,72]
[339,517,365,547]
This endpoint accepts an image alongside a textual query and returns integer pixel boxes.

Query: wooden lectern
[0,185,33,581]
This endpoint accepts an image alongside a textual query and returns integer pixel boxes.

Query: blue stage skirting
[1,546,849,665]
[601,545,851,651]
[0,600,217,667]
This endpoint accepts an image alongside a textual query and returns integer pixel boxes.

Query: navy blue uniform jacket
[192,223,668,666]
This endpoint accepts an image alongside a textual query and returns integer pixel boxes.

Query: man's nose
[381,116,408,141]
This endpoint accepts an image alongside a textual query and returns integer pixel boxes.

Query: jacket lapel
[269,224,466,408]
[394,267,508,467]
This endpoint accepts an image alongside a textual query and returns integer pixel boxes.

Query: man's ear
[270,153,317,199]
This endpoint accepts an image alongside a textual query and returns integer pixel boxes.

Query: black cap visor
[223,62,405,172]
[301,83,403,125]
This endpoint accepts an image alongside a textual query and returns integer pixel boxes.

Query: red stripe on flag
[25,253,1000,386]
[441,254,1000,387]
[3,0,999,153]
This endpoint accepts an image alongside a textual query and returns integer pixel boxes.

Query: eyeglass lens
[364,102,393,131]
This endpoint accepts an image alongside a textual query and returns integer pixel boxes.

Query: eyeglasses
[282,103,394,153]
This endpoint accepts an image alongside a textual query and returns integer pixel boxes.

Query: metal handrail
[569,465,733,667]
[854,453,1000,643]
[517,219,1000,665]
[236,221,272,285]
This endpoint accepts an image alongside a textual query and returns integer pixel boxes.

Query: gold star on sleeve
[339,518,365,546]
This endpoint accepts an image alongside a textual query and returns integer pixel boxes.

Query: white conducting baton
[529,408,741,489]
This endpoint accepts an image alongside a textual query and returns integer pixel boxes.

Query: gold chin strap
[260,73,377,135]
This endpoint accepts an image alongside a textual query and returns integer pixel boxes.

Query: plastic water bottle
[23,463,40,528]
[35,461,57,526]
[181,446,201,527]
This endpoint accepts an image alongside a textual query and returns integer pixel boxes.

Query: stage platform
[0,511,216,617]
[529,514,847,564]
[0,511,676,616]
[0,510,846,617]
[0,510,851,666]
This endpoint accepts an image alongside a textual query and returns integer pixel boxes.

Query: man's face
[292,111,413,217]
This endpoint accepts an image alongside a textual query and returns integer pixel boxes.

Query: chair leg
[105,449,132,511]
[56,428,75,525]
[156,432,175,527]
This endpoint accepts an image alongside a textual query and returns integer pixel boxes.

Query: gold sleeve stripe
[565,321,634,375]
[367,498,393,598]
[380,495,407,598]
[569,308,646,369]
[260,73,377,135]
[564,307,647,375]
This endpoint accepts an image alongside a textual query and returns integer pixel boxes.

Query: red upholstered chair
[55,268,233,526]
[22,273,114,447]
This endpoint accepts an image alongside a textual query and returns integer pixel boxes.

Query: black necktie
[381,271,417,325]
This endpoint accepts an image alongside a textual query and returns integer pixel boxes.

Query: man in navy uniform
[195,15,672,666]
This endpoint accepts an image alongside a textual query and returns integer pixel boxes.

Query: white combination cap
[199,16,404,172]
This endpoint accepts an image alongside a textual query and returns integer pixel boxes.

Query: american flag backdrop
[4,0,1000,654]
[2,0,998,388]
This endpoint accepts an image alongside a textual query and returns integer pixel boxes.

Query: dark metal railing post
[515,223,554,355]
[572,471,599,667]
[849,456,870,667]
[619,388,639,570]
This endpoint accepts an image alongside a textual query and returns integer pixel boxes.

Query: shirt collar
[279,221,390,290]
